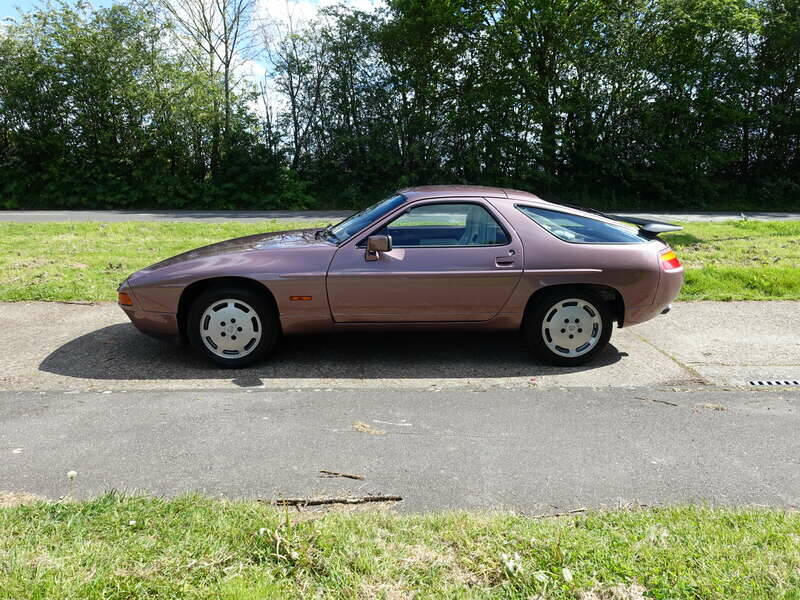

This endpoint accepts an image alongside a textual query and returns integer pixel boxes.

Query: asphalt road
[2,300,799,511]
[3,386,799,512]
[2,209,799,223]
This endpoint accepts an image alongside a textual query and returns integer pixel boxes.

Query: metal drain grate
[748,380,800,386]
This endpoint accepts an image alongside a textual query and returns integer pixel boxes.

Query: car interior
[372,203,510,247]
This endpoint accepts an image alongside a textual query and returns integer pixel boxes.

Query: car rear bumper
[624,267,684,326]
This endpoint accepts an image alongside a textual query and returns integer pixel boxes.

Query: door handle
[495,257,515,267]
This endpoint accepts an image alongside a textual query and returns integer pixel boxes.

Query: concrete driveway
[1,301,797,392]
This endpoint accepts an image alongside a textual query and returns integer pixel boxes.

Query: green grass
[0,221,328,302]
[2,494,800,599]
[661,221,800,301]
[0,220,798,302]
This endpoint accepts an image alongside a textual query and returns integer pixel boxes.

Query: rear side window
[517,206,647,243]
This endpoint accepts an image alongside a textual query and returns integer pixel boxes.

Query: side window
[376,203,509,247]
[517,205,648,244]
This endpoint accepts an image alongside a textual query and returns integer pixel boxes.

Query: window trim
[514,204,649,245]
[356,200,513,249]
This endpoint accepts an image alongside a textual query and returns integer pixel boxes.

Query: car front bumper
[121,307,180,339]
[118,279,179,339]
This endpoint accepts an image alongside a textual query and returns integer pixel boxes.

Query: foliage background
[0,0,798,211]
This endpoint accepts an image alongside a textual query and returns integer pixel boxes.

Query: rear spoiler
[560,204,682,239]
[606,214,683,238]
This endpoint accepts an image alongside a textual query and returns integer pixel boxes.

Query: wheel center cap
[227,325,234,334]
[568,325,576,332]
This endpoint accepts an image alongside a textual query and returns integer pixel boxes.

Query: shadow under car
[39,322,625,381]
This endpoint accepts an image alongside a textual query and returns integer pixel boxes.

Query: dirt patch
[359,582,409,600]
[393,542,482,586]
[352,421,386,435]
[0,491,46,507]
[357,542,481,599]
[579,583,647,600]
[695,403,727,411]
[9,258,56,269]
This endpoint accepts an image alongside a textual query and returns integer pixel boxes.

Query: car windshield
[324,194,406,243]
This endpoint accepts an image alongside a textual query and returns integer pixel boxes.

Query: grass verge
[2,494,800,599]
[0,221,327,302]
[660,220,800,301]
[0,220,798,302]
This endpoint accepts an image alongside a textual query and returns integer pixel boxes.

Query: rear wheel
[523,289,613,366]
[188,286,278,368]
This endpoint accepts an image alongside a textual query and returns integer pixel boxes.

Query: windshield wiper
[315,223,333,240]
[319,224,339,243]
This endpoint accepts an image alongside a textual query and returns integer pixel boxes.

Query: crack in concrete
[632,331,710,384]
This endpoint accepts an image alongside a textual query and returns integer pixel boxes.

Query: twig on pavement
[319,470,365,480]
[268,495,402,507]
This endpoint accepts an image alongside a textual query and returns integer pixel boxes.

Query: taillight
[660,249,682,270]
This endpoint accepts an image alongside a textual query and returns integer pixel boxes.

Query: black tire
[523,288,613,366]
[187,286,279,368]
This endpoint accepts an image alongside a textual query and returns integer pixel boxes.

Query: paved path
[2,301,797,392]
[2,386,799,511]
[2,300,799,511]
[0,210,353,223]
[2,209,799,223]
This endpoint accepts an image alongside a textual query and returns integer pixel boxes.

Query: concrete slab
[2,301,694,391]
[633,301,800,387]
[2,301,797,391]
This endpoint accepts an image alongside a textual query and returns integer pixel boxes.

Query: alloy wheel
[199,298,262,359]
[540,298,603,358]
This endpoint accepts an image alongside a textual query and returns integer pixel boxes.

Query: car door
[326,200,523,322]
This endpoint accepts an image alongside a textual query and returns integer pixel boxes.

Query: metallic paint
[118,185,684,339]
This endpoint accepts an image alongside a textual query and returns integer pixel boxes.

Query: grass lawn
[0,221,328,302]
[0,220,798,302]
[660,220,800,301]
[2,494,800,599]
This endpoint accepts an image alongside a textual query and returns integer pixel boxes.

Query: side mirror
[365,235,392,261]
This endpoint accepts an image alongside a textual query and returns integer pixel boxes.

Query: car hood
[135,229,329,274]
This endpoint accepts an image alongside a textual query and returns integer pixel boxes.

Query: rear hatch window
[517,206,649,243]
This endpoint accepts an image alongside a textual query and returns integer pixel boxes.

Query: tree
[146,0,255,170]
[259,10,328,171]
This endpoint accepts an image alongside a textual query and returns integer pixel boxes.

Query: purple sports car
[118,186,684,367]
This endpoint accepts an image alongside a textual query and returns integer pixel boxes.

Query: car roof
[396,185,636,230]
[397,185,581,214]
[398,185,544,203]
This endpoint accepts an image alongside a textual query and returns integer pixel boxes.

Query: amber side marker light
[660,250,682,270]
[289,296,313,301]
[118,292,134,306]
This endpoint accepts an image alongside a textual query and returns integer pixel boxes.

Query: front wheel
[523,290,613,366]
[187,287,279,368]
